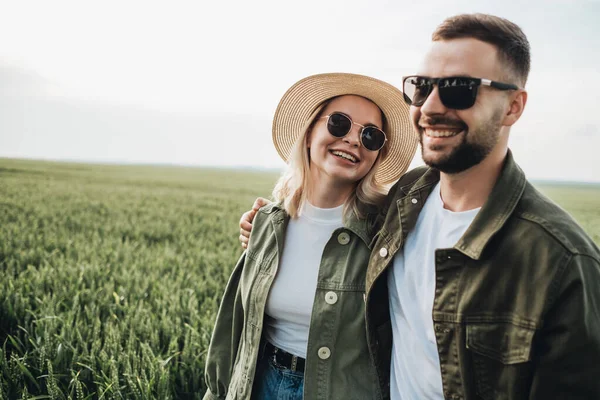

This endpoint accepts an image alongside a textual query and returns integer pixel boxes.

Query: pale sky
[1,0,599,182]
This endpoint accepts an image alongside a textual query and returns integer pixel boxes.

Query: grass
[534,182,600,244]
[0,159,278,399]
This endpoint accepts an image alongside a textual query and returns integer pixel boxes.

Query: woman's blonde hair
[272,98,391,220]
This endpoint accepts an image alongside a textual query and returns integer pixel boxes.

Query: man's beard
[419,111,503,174]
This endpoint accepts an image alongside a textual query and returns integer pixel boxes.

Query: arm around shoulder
[529,253,600,399]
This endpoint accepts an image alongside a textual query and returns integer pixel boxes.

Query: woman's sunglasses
[320,112,387,152]
[402,75,519,110]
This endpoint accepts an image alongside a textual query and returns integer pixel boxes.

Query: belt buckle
[271,346,279,365]
[290,355,298,372]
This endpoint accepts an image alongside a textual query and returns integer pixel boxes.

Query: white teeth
[425,129,462,138]
[331,150,357,163]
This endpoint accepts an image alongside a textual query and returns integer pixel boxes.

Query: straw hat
[272,72,418,184]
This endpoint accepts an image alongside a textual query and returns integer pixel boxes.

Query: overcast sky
[1,0,599,182]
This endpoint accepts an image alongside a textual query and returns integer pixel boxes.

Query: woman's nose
[342,124,361,147]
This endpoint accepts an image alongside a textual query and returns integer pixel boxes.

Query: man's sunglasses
[402,75,519,110]
[320,112,387,152]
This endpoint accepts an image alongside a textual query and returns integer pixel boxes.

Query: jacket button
[379,247,388,257]
[318,347,331,360]
[337,232,350,245]
[411,198,418,204]
[325,291,338,305]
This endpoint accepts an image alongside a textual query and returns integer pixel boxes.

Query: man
[240,14,600,399]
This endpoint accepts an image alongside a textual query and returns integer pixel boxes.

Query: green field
[1,159,599,399]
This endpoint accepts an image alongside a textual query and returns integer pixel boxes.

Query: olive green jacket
[204,202,383,400]
[365,151,600,400]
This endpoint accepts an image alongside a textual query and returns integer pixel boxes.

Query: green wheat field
[1,158,599,399]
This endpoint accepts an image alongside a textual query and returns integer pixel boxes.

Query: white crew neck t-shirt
[389,183,480,399]
[264,201,344,358]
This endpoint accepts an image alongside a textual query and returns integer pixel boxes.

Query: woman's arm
[203,252,246,400]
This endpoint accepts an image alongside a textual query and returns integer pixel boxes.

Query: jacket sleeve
[529,253,600,399]
[203,252,246,400]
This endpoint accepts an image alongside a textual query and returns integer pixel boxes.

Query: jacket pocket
[466,322,535,400]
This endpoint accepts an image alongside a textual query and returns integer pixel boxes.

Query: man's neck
[438,147,507,212]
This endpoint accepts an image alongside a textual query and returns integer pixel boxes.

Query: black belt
[265,342,306,373]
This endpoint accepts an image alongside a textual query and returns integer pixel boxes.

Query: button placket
[317,347,331,360]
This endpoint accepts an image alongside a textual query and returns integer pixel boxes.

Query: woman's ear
[305,129,312,149]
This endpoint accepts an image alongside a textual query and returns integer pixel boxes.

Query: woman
[203,73,417,400]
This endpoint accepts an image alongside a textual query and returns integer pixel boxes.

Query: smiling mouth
[330,150,358,163]
[423,127,465,138]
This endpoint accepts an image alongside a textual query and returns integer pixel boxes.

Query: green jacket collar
[457,150,526,259]
[261,201,376,248]
[400,150,526,260]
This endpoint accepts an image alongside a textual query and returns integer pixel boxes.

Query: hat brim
[272,73,418,184]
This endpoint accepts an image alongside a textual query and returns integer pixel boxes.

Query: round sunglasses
[320,112,387,152]
[402,75,519,110]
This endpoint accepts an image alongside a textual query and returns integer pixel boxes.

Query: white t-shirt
[389,183,480,399]
[264,201,344,358]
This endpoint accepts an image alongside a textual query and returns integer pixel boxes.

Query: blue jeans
[252,347,304,400]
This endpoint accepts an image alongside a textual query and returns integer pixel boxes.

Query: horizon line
[1,155,599,186]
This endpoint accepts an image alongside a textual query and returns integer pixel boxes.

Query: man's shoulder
[514,181,599,259]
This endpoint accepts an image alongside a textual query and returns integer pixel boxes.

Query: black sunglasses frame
[402,75,519,110]
[320,112,387,152]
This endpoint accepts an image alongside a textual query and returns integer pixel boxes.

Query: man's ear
[503,89,528,127]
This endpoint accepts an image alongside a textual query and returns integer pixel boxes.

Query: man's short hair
[432,13,531,86]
